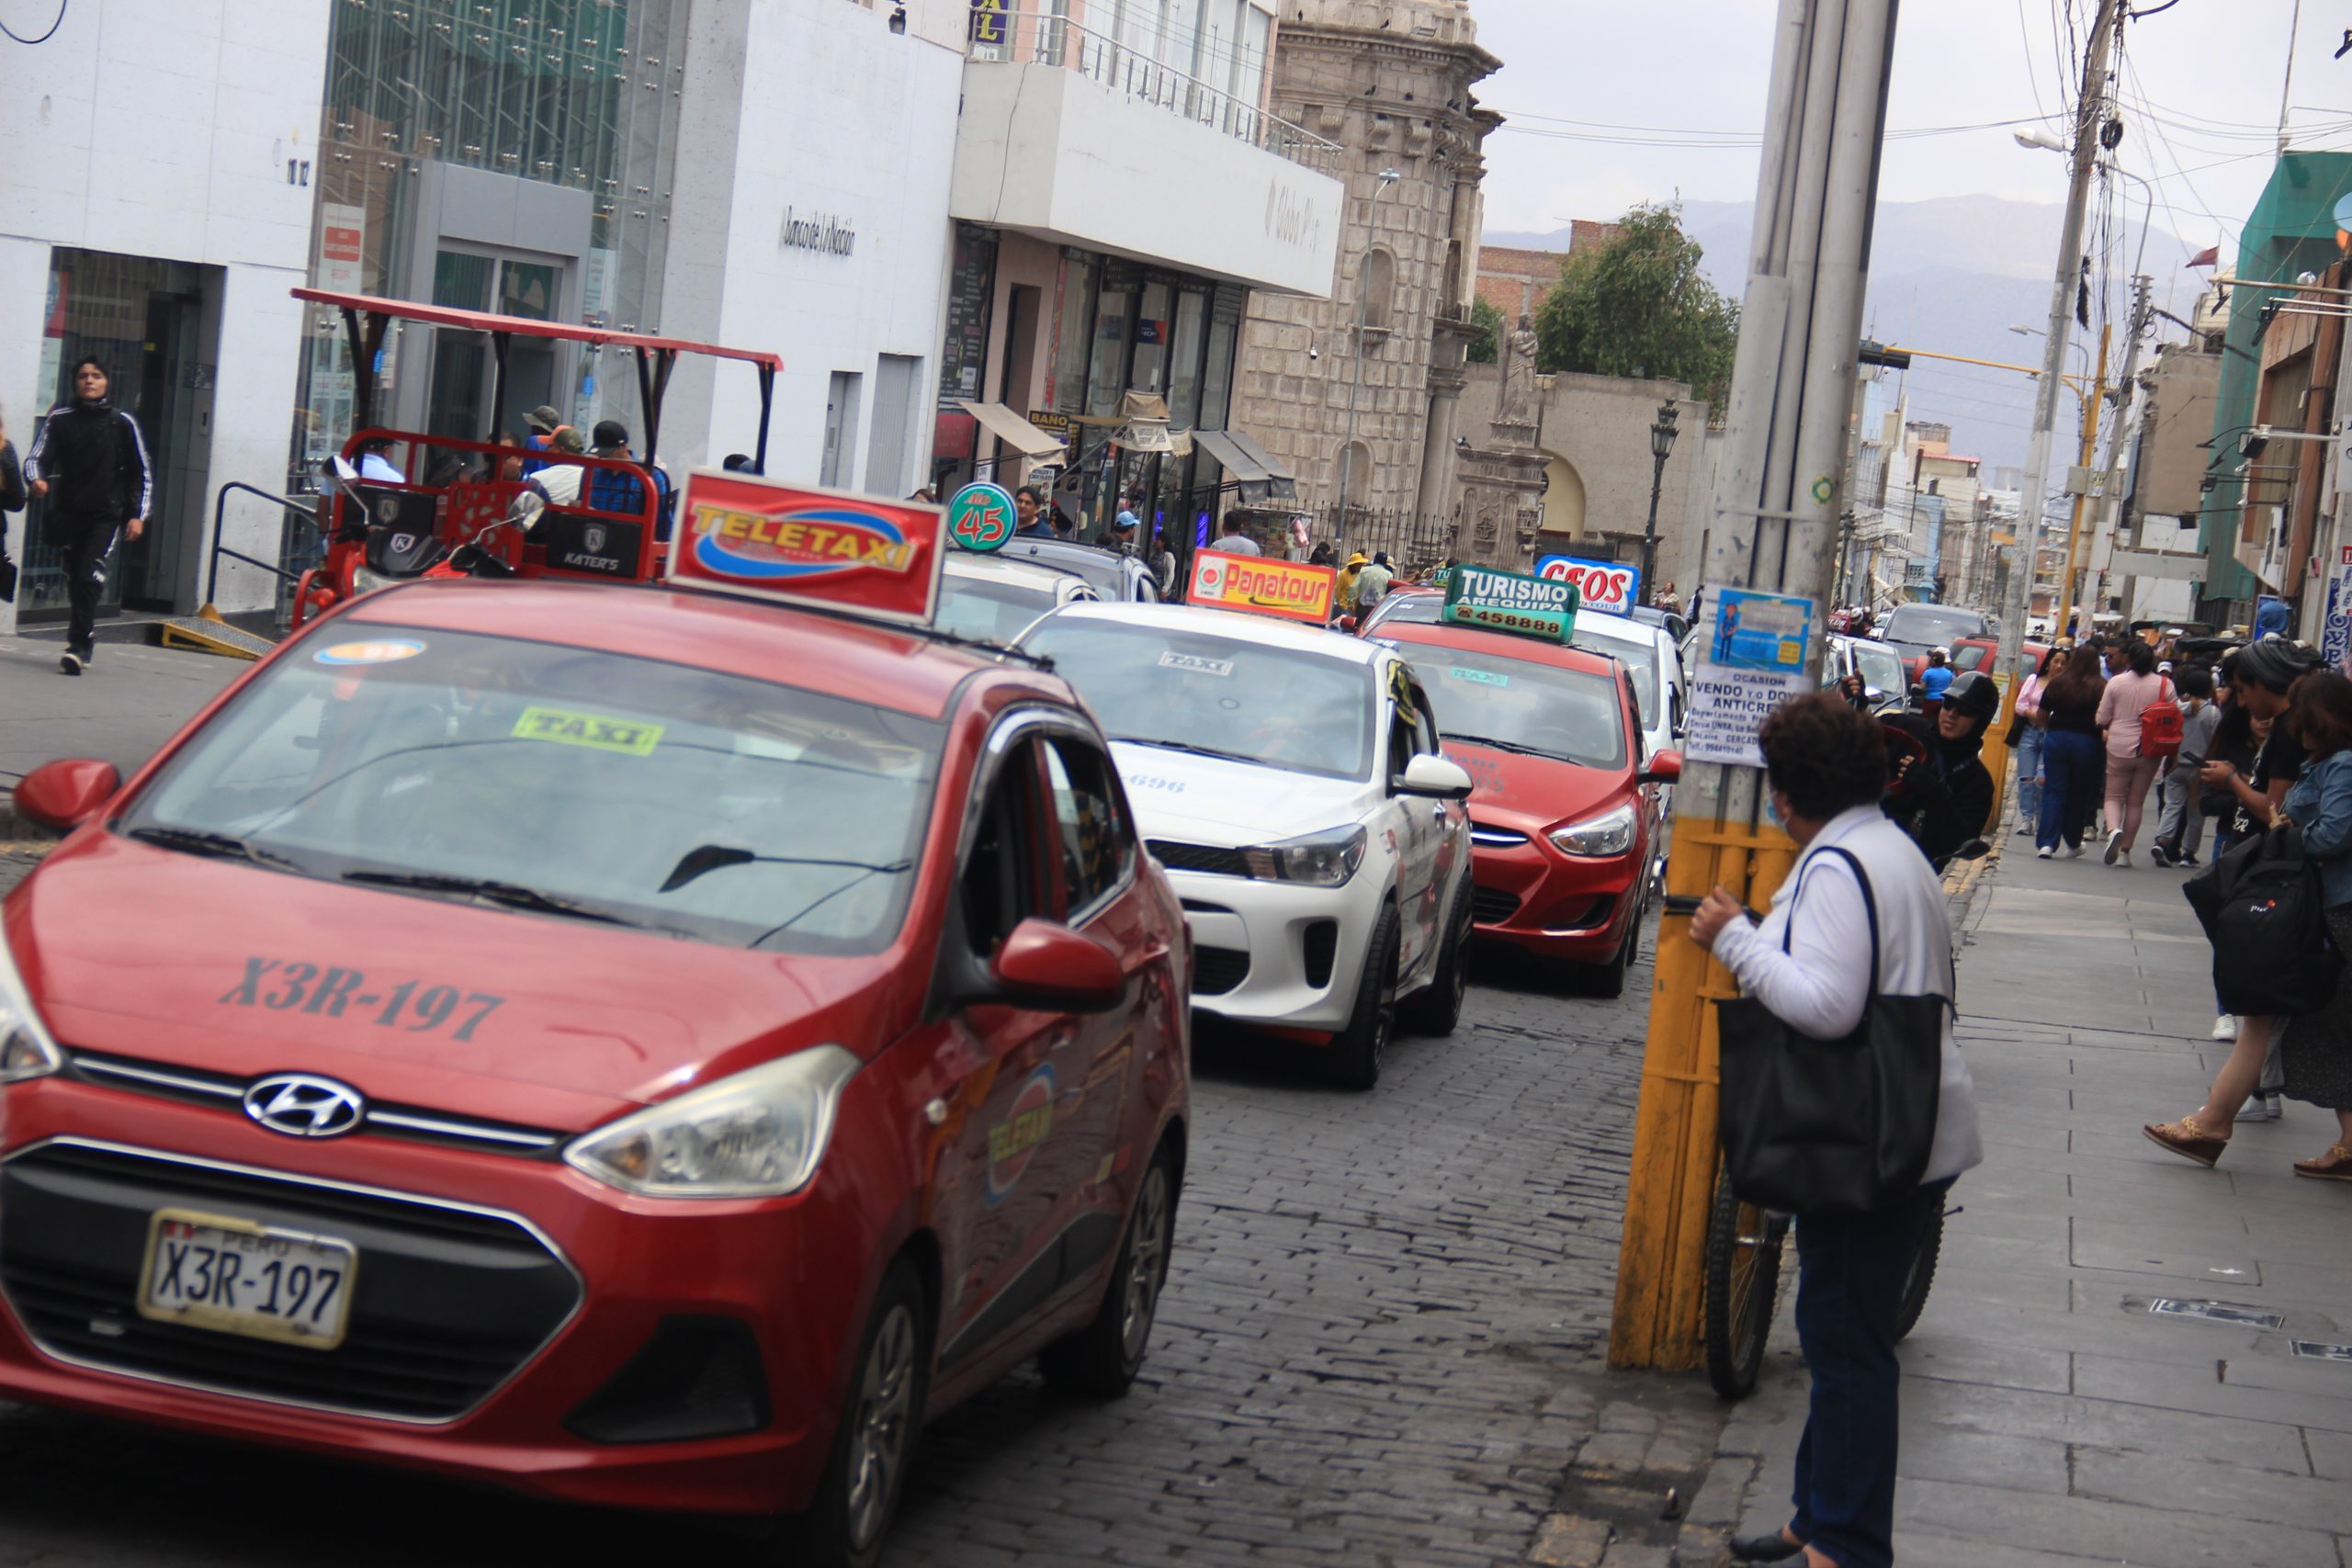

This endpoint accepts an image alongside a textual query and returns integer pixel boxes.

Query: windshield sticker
[220,958,504,1041]
[1449,666,1510,688]
[1158,650,1235,678]
[314,638,426,666]
[512,706,665,756]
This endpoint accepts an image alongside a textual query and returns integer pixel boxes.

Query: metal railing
[967,9,1341,175]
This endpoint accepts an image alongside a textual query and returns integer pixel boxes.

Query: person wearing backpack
[2094,637,2174,866]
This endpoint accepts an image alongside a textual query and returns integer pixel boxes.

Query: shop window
[1086,286,1133,418]
[1051,252,1098,414]
[1167,290,1208,427]
[1361,249,1395,332]
[1130,281,1173,395]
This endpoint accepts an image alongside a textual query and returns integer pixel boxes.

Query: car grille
[0,1140,581,1423]
[1467,824,1529,848]
[1471,885,1522,925]
[1192,946,1251,996]
[67,1050,561,1157]
[1149,840,1252,878]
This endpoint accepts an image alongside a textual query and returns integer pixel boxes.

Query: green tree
[1533,202,1739,412]
[1465,296,1505,365]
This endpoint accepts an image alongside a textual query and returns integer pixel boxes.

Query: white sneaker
[2119,850,2132,868]
[2103,829,2125,865]
[2064,843,2086,860]
[2211,1015,2238,1041]
[2037,846,2054,860]
[2238,1093,2280,1123]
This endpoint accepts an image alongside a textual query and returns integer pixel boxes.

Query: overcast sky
[1469,0,2352,265]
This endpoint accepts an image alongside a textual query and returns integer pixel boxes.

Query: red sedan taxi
[0,472,1189,1566]
[1377,612,1679,996]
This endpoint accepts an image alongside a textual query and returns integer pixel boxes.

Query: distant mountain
[1487,196,2198,474]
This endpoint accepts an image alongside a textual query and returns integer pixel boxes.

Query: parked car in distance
[1877,602,1993,683]
[995,536,1164,603]
[935,553,1099,646]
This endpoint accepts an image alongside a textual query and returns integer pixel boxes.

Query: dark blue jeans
[2036,729,2100,851]
[1788,1178,1953,1568]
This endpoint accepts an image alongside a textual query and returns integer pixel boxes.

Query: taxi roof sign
[946,481,1017,554]
[669,470,944,626]
[1185,549,1337,625]
[1442,564,1578,643]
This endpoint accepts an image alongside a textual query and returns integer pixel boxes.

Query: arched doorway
[1538,452,1586,537]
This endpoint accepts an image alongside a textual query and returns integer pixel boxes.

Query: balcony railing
[967,9,1341,176]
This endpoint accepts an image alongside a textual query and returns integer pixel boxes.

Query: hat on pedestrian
[2237,637,2321,694]
[591,419,629,451]
[1348,552,1368,567]
[1944,670,2001,721]
[1109,513,1136,533]
[526,405,564,434]
[550,426,587,456]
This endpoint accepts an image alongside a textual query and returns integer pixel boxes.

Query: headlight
[564,1046,859,1199]
[0,938,63,1086]
[1241,825,1367,887]
[1549,803,1637,859]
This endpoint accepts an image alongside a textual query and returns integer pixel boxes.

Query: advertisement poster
[670,472,944,626]
[1442,565,1579,642]
[1185,549,1336,624]
[1684,585,1818,768]
[2324,545,2352,671]
[1532,555,1638,615]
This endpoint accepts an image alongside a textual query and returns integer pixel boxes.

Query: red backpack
[2139,677,2184,759]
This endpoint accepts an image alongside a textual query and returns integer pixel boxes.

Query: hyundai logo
[243,1073,367,1138]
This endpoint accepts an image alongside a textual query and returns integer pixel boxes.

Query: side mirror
[1338,615,1359,634]
[14,758,122,832]
[1396,753,1475,800]
[989,918,1126,1013]
[505,490,547,533]
[1637,750,1683,785]
[327,456,359,485]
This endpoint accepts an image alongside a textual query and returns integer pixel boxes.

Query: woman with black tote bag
[1689,694,1984,1568]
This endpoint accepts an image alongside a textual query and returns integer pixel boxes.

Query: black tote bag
[1715,847,1947,1216]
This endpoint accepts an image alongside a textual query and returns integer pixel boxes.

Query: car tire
[1583,918,1635,1000]
[787,1258,930,1568]
[1039,1139,1181,1398]
[1325,904,1401,1089]
[1399,874,1472,1037]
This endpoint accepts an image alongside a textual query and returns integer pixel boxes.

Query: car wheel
[1039,1139,1181,1398]
[1580,918,1634,1000]
[1325,904,1401,1089]
[788,1258,929,1568]
[1399,874,1472,1037]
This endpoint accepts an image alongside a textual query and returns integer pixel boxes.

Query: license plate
[135,1207,357,1350]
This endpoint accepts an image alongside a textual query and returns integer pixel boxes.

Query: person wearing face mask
[25,360,153,675]
[1879,669,1998,868]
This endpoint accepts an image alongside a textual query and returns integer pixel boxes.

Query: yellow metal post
[2053,323,2112,630]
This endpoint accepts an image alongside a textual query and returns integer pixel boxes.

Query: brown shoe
[2143,1114,2229,1168]
[2293,1143,2352,1181]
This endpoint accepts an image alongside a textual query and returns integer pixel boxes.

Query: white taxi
[1019,603,1475,1088]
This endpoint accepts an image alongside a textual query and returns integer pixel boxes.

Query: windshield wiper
[659,843,915,894]
[1443,733,1555,759]
[341,870,669,931]
[127,826,308,872]
[1114,737,1266,766]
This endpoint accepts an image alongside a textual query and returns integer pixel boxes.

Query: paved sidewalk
[1708,841,2352,1568]
[0,634,243,784]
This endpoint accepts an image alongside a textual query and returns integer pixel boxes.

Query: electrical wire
[0,0,66,44]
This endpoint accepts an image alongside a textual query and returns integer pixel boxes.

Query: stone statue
[1498,314,1539,425]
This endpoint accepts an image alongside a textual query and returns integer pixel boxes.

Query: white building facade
[0,0,332,633]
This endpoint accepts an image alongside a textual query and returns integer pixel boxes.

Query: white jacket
[1711,806,1984,1186]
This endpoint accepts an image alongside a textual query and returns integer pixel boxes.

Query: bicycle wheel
[1702,1163,1788,1400]
[1892,1202,1945,1342]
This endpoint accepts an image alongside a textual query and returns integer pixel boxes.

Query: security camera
[1307,344,1320,362]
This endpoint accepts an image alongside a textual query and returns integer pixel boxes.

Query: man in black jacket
[25,360,152,674]
[1882,669,1998,867]
[0,402,25,604]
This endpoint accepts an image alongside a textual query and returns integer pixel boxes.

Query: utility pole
[2052,321,2112,626]
[1992,0,2120,685]
[2080,275,2155,617]
[1610,0,1897,1371]
[1336,167,1402,547]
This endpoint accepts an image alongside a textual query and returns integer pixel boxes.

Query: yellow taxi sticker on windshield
[512,706,664,756]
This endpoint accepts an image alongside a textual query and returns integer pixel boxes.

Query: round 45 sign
[947,482,1017,553]
[1535,555,1640,615]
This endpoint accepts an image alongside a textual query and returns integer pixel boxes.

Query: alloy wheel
[844,1302,917,1552]
[1118,1165,1172,1361]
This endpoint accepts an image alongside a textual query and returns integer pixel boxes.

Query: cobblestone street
[0,909,1710,1567]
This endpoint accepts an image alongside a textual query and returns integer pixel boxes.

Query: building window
[1130,280,1174,395]
[1361,249,1395,332]
[1051,251,1099,414]
[1085,280,1135,418]
[1339,440,1373,506]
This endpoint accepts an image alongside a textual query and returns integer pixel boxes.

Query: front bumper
[1163,867,1382,1032]
[1463,829,1643,964]
[0,1077,876,1517]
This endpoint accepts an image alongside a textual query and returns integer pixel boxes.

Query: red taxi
[1377,620,1679,996]
[0,476,1189,1566]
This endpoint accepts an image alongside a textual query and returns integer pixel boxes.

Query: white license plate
[135,1207,357,1351]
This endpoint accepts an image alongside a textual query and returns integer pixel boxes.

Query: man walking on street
[26,360,152,675]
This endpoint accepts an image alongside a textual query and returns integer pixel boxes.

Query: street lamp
[1640,399,1680,603]
[1336,166,1402,546]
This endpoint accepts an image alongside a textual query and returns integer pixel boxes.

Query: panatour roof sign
[780,206,855,257]
[1185,549,1337,625]
[1442,565,1579,642]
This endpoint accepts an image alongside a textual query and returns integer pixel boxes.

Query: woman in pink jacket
[2095,638,2172,865]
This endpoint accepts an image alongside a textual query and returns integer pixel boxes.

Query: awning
[1193,429,1297,502]
[956,400,1068,458]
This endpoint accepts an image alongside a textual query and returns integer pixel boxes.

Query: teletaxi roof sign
[669,470,944,626]
[1185,549,1338,625]
[1442,564,1579,642]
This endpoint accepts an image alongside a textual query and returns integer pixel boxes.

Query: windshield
[1022,617,1376,781]
[1880,604,1985,651]
[999,541,1128,600]
[124,626,944,954]
[1569,626,1658,727]
[935,571,1066,646]
[1397,646,1626,770]
[1851,642,1907,698]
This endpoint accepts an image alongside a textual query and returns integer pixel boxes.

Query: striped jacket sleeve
[21,405,67,486]
[121,410,153,518]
